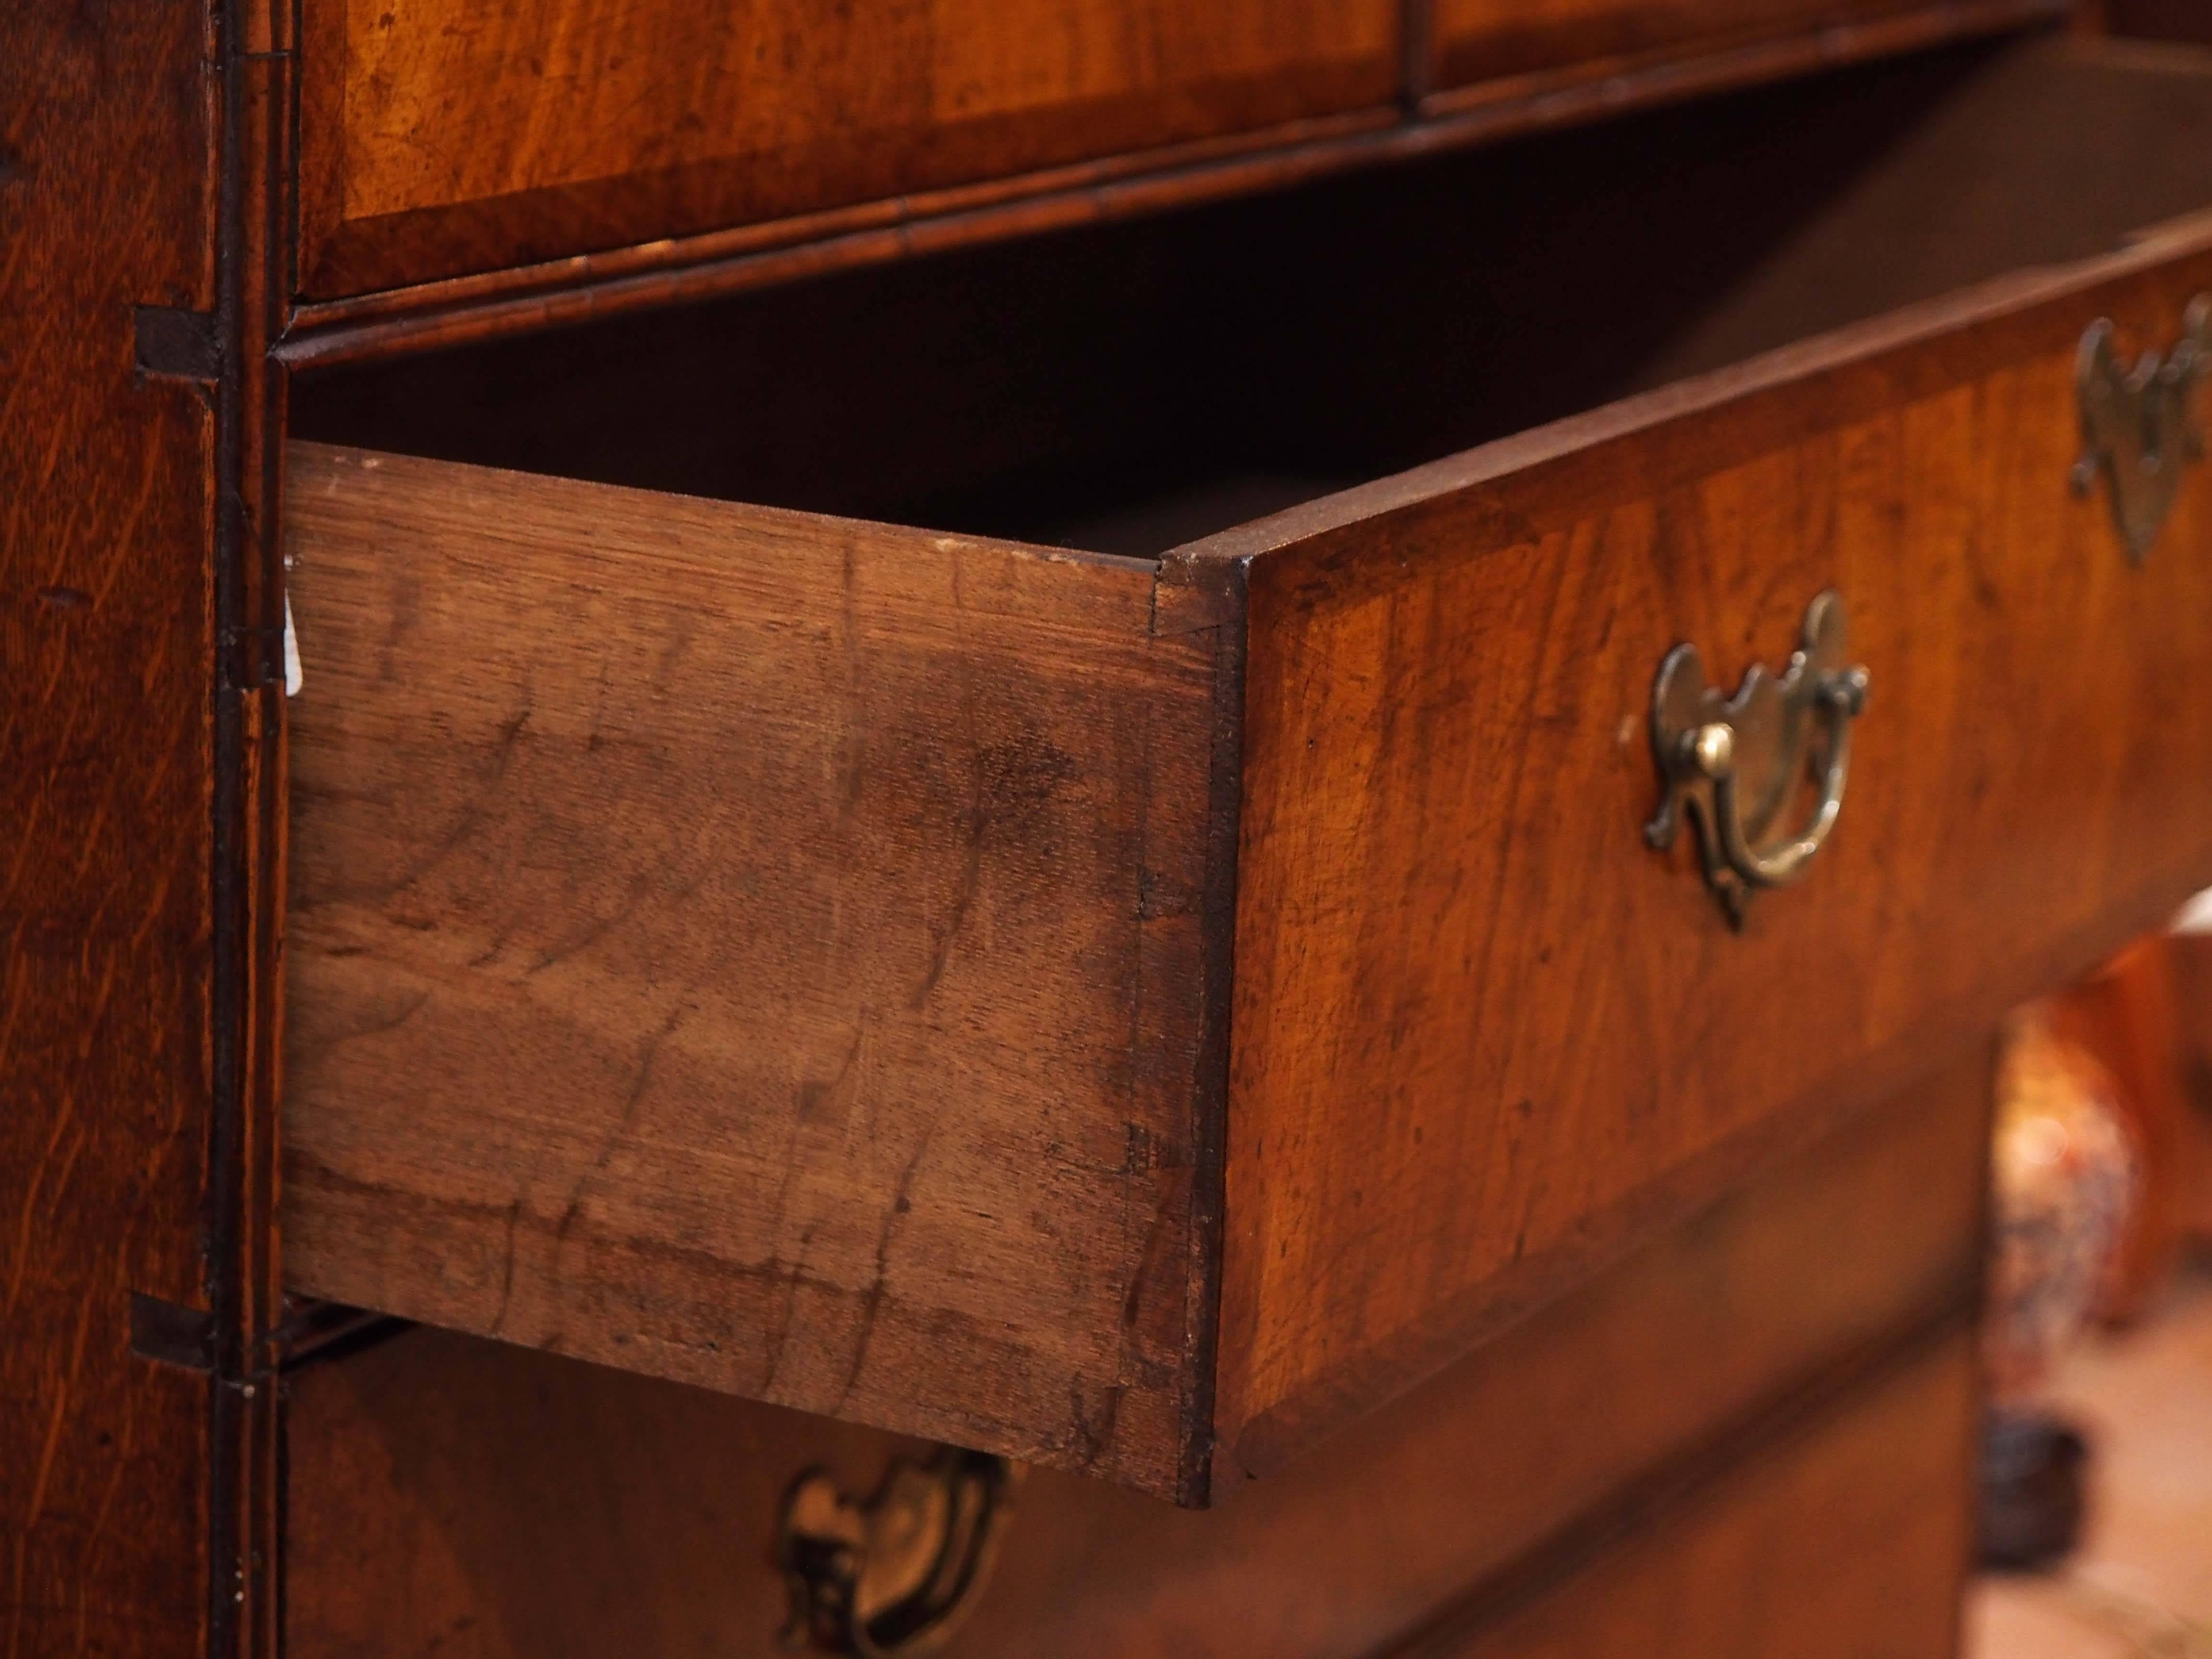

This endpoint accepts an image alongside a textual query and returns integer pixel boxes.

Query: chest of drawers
[9,2,2212,1654]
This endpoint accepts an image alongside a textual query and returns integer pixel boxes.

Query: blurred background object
[2050,930,2212,1322]
[1969,895,2212,1650]
[1981,1014,2139,1567]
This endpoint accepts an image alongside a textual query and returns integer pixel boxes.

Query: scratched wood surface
[285,1049,1986,1657]
[0,3,221,1652]
[280,443,1229,1500]
[297,0,1399,296]
[1185,222,2212,1479]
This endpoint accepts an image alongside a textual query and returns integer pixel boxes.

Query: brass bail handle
[778,1446,1021,1657]
[1644,590,1870,927]
[2073,294,2212,564]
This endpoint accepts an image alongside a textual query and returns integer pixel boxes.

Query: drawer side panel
[280,443,1226,1499]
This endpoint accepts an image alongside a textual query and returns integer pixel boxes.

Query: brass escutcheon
[778,1446,1020,1657]
[1644,590,1870,928]
[2072,295,2212,563]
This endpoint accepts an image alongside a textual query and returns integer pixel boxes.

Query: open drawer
[282,36,2212,1503]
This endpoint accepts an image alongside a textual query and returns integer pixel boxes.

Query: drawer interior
[293,35,2212,557]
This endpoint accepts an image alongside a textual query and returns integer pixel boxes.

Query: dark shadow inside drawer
[292,34,2212,556]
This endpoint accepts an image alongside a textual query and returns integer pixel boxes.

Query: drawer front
[280,445,1232,1501]
[299,0,1399,297]
[1192,220,2212,1475]
[286,1063,1984,1658]
[1410,1328,1979,1659]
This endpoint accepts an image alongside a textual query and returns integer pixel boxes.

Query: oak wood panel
[279,443,1229,1501]
[286,1053,1986,1657]
[0,2,219,1652]
[1432,0,2031,87]
[297,0,1399,297]
[1186,222,2212,1479]
[1396,1326,1980,1659]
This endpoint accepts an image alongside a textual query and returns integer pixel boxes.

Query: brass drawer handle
[1645,590,1869,927]
[2073,295,2211,563]
[778,1446,1020,1656]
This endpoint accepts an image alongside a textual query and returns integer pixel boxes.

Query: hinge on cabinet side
[133,305,221,383]
[129,1292,216,1373]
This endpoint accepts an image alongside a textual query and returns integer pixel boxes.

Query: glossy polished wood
[280,443,1229,1500]
[0,3,224,1651]
[298,0,1399,296]
[285,1054,1986,1657]
[1191,219,2212,1479]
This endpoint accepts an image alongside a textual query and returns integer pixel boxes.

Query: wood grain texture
[1395,1325,1980,1659]
[277,0,2063,364]
[277,42,2212,1498]
[296,0,1399,296]
[280,444,1229,1500]
[0,2,219,1653]
[1187,224,2212,1479]
[285,1053,1986,1657]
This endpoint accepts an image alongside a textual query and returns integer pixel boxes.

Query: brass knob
[1686,722,1736,780]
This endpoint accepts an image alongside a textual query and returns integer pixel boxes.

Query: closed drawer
[282,38,2212,1501]
[297,0,2066,303]
[299,0,1399,297]
[1406,1327,1980,1659]
[285,1063,1985,1658]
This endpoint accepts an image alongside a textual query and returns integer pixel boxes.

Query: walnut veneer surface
[294,0,2066,300]
[300,0,1400,294]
